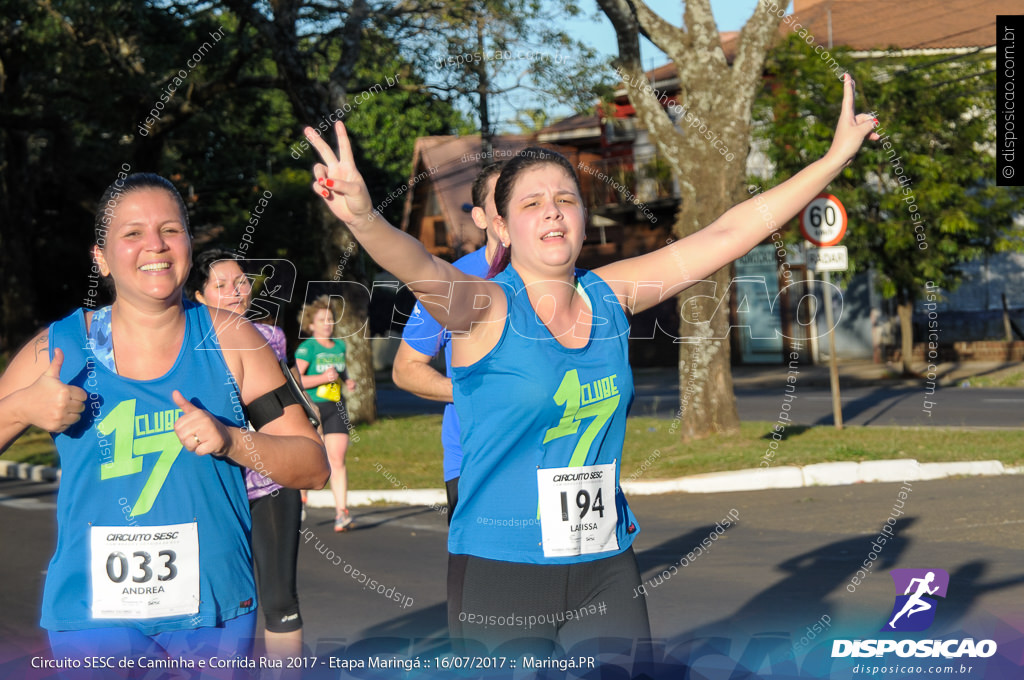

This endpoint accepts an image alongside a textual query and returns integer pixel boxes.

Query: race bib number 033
[537,463,618,558]
[90,523,199,619]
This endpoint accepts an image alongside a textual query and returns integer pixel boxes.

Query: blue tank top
[401,247,489,481]
[42,301,255,634]
[449,267,639,564]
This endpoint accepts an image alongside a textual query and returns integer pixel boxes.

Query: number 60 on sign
[799,194,847,247]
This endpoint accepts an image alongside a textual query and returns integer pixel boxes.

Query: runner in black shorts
[295,296,357,532]
[316,399,350,435]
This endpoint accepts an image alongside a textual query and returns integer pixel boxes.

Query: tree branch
[729,2,784,121]
[596,0,686,180]
[630,0,689,66]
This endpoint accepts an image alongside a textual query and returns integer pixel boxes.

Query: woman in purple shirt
[187,248,304,662]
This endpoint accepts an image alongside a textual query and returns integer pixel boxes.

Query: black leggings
[448,547,650,658]
[445,477,459,526]
[250,488,303,633]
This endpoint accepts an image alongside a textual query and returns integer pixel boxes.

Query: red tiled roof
[654,0,1004,95]
[788,0,1008,51]
[720,0,1008,57]
[536,112,601,143]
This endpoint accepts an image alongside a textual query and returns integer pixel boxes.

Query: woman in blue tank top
[0,174,329,670]
[304,75,878,658]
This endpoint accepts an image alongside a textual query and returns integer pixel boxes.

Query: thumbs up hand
[23,348,88,433]
[172,390,232,457]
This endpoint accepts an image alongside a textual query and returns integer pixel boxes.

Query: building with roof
[388,0,1015,368]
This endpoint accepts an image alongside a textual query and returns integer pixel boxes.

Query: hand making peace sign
[305,122,376,228]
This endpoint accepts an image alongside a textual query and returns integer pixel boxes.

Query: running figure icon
[889,571,939,628]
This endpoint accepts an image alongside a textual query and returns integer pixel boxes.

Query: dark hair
[90,172,191,298]
[186,247,241,301]
[492,147,582,220]
[487,148,582,279]
[471,162,504,209]
[93,173,190,248]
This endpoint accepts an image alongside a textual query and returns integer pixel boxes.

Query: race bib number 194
[537,463,618,558]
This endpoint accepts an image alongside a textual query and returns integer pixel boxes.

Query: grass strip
[8,417,1021,489]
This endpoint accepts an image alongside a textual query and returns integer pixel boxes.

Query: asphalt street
[379,381,1024,428]
[639,385,1024,428]
[2,475,1023,678]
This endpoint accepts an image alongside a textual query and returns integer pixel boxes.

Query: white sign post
[800,195,848,430]
[807,245,848,273]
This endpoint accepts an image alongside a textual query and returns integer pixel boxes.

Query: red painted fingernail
[321,190,330,198]
[324,179,334,188]
[318,177,325,186]
[873,118,879,125]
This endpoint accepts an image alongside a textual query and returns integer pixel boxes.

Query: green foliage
[754,34,1024,305]
[343,37,474,223]
[0,0,471,352]
[420,0,611,134]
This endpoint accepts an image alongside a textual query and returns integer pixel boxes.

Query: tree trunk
[897,300,915,376]
[676,266,741,439]
[323,209,377,424]
[475,15,493,159]
[322,69,376,424]
[595,0,782,441]
[232,0,378,423]
[672,141,746,441]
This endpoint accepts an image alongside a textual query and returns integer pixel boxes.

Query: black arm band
[246,383,300,430]
[280,359,321,429]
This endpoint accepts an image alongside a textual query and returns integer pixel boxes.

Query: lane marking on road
[961,519,1024,530]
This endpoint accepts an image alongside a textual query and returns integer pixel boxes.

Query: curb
[6,458,1014,507]
[619,459,1015,495]
[0,460,61,483]
[304,459,1019,508]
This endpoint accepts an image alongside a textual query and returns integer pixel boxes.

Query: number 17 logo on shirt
[542,369,620,467]
[538,369,621,557]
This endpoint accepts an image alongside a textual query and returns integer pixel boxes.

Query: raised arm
[597,74,878,314]
[305,122,503,334]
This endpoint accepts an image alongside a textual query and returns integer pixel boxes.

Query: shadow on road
[811,386,921,427]
[649,516,1024,677]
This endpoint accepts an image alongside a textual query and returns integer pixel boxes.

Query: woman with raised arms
[0,173,329,670]
[304,75,877,655]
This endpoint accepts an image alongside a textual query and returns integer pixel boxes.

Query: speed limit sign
[799,194,847,247]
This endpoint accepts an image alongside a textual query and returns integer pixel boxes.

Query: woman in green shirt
[295,295,357,531]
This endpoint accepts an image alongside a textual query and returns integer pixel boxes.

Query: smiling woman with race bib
[304,74,878,656]
[0,173,328,673]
